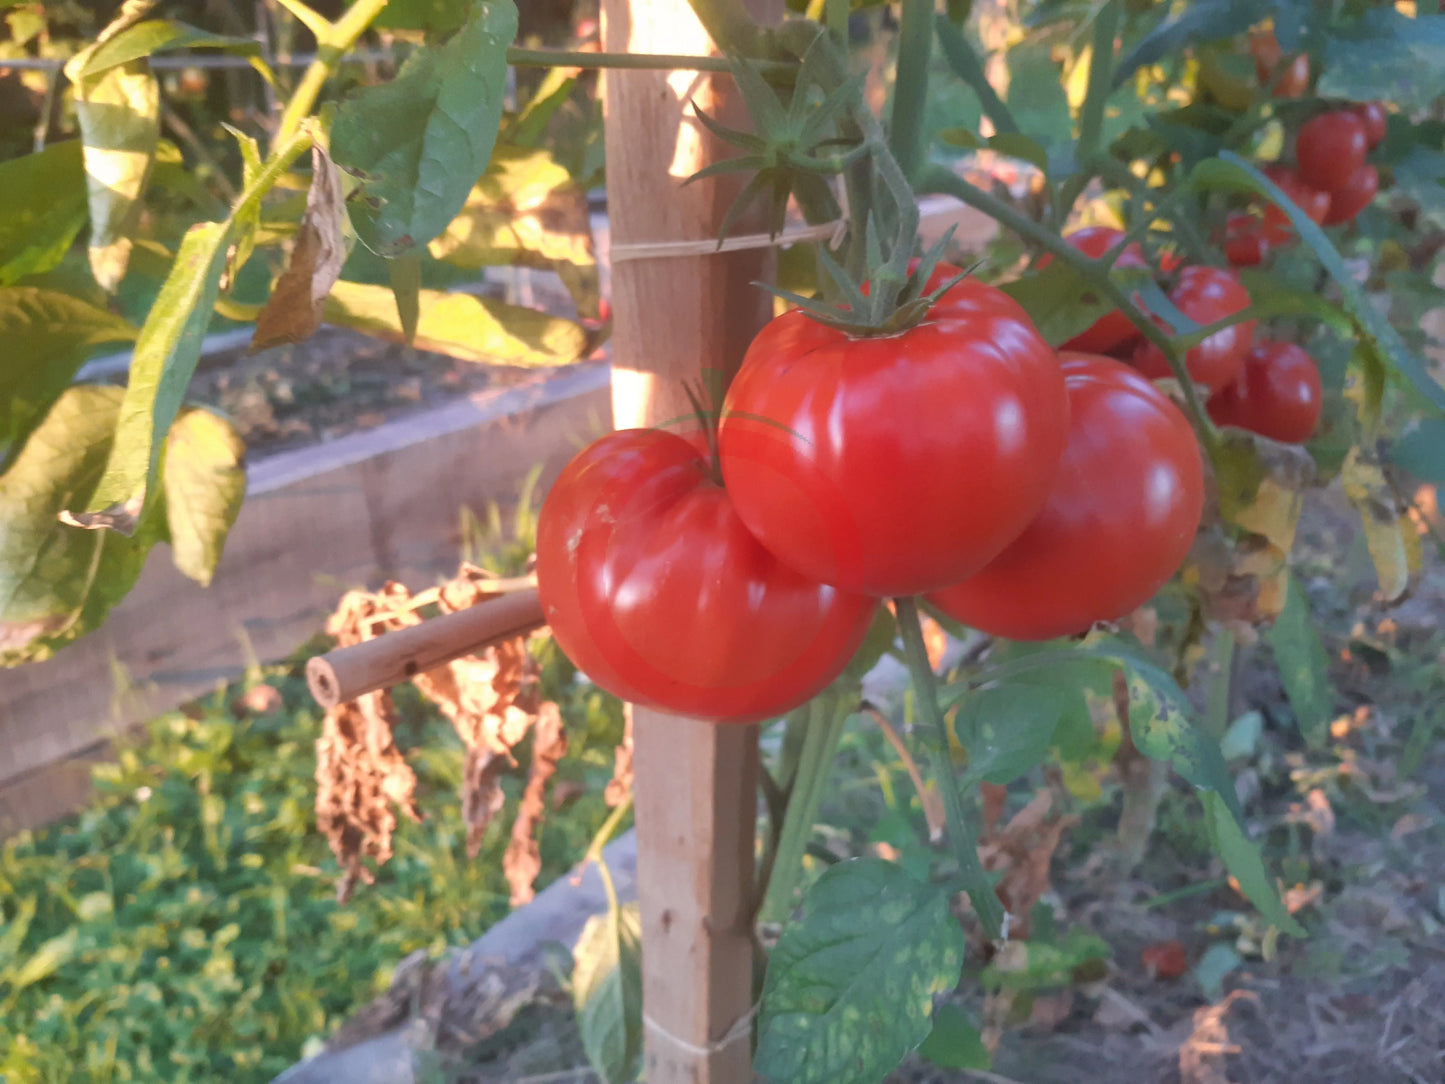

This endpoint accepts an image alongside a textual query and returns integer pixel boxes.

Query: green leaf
[999,260,1117,348]
[427,143,599,316]
[3,930,77,994]
[63,48,160,291]
[1390,418,1445,483]
[1114,0,1276,87]
[1193,154,1445,413]
[1193,941,1242,1000]
[69,20,261,79]
[755,859,964,1084]
[324,279,587,366]
[1005,40,1072,151]
[917,1004,990,1071]
[374,0,472,35]
[1202,791,1305,936]
[980,930,1111,992]
[0,287,137,463]
[388,253,423,345]
[332,0,517,256]
[0,386,162,666]
[1264,573,1333,747]
[0,897,36,968]
[0,142,88,286]
[82,220,232,528]
[162,408,246,586]
[1390,144,1445,230]
[572,898,643,1084]
[1317,9,1445,111]
[956,684,1068,786]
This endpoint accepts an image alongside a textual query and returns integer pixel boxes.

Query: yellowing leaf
[1342,446,1415,600]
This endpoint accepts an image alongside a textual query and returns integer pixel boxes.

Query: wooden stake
[602,1,778,1079]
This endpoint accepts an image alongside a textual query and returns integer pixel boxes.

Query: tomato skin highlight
[1296,111,1368,195]
[1046,227,1151,355]
[718,266,1069,597]
[1321,164,1379,225]
[535,429,874,723]
[1131,266,1255,391]
[928,354,1204,641]
[1207,341,1323,444]
[1352,100,1387,149]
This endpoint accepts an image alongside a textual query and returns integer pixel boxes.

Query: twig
[864,704,944,841]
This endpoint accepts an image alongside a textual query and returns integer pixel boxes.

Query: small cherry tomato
[1141,940,1189,981]
[1039,227,1151,356]
[535,428,874,723]
[1352,100,1387,149]
[718,265,1069,597]
[1132,266,1255,392]
[1223,215,1272,267]
[1207,341,1324,443]
[928,354,1204,641]
[1321,164,1379,225]
[1296,111,1368,195]
[1261,165,1331,226]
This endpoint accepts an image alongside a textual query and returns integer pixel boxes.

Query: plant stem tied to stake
[894,597,1007,939]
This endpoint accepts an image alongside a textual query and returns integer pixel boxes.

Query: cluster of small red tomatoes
[1223,100,1387,267]
[1058,225,1323,446]
[537,262,1225,724]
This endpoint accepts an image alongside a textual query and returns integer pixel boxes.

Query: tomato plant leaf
[0,288,136,465]
[324,280,587,366]
[1193,154,1445,413]
[251,145,347,351]
[1391,419,1445,483]
[63,48,160,292]
[1114,0,1280,87]
[1264,573,1333,747]
[917,1004,990,1071]
[755,858,964,1084]
[981,930,1110,991]
[572,897,643,1084]
[0,387,163,667]
[0,142,88,287]
[331,0,517,256]
[80,220,232,530]
[956,684,1068,786]
[162,408,246,587]
[1316,8,1445,111]
[1202,791,1306,936]
[1389,144,1445,230]
[69,20,262,79]
[1341,445,1418,601]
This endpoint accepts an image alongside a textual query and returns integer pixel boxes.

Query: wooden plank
[0,363,611,833]
[602,2,777,1080]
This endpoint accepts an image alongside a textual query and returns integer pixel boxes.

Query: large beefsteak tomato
[929,354,1204,641]
[535,428,874,723]
[717,265,1069,597]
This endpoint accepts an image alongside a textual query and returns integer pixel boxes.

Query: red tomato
[1352,100,1387,149]
[717,265,1069,597]
[1296,111,1368,195]
[1141,940,1189,981]
[1207,341,1323,443]
[1261,165,1331,226]
[1321,164,1379,225]
[1043,227,1150,355]
[1223,214,1274,267]
[535,428,874,722]
[1131,266,1255,391]
[927,354,1204,641]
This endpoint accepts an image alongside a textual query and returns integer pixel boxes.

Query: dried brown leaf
[504,701,568,907]
[605,702,635,808]
[978,789,1077,938]
[252,144,345,351]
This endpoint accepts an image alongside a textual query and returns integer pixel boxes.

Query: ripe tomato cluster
[1057,226,1324,448]
[536,265,1208,721]
[1225,102,1386,266]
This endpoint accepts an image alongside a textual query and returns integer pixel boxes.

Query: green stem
[889,0,934,183]
[1075,0,1119,167]
[757,691,853,924]
[934,15,1018,135]
[1204,627,1236,741]
[893,597,1005,939]
[1091,156,1212,263]
[919,164,1217,452]
[275,0,388,146]
[270,0,331,40]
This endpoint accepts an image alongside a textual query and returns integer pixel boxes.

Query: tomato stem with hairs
[893,596,1006,939]
[889,0,934,183]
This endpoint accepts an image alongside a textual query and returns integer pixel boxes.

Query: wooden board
[602,1,777,1080]
[0,363,611,836]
